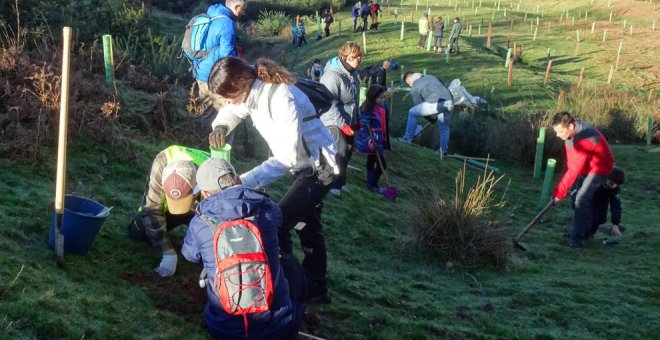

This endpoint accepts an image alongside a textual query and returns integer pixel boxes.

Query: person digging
[398,72,454,157]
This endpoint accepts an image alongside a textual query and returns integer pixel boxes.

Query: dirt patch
[119,270,207,321]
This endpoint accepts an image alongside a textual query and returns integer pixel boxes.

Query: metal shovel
[513,200,554,251]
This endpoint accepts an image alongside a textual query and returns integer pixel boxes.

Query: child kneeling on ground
[588,167,626,241]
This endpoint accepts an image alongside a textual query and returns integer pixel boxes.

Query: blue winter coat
[195,4,240,83]
[182,186,301,339]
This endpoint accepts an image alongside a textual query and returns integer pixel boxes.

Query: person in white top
[207,56,338,303]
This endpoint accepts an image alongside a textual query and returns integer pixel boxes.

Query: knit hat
[196,158,238,193]
[162,160,196,215]
[608,167,625,185]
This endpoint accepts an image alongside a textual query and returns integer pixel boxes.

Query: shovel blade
[512,238,528,251]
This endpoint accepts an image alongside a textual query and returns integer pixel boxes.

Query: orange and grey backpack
[200,210,274,336]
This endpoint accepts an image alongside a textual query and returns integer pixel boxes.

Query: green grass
[1,0,659,338]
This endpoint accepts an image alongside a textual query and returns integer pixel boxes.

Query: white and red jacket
[553,120,614,200]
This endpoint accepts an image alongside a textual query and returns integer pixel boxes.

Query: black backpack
[268,78,333,118]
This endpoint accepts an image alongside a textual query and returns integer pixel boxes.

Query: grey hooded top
[319,56,360,127]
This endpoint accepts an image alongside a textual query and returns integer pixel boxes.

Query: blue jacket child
[182,183,303,339]
[587,167,625,239]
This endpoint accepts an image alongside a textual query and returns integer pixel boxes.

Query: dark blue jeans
[570,174,606,245]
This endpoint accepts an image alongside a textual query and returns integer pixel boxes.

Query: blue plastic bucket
[49,195,109,255]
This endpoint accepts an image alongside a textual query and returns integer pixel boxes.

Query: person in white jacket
[207,56,338,304]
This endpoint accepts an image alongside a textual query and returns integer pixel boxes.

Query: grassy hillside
[1,0,659,339]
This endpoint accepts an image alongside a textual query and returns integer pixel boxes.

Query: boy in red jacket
[551,111,614,248]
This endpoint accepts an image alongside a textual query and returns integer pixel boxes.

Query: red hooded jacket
[553,120,614,200]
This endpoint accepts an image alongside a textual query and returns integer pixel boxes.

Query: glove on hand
[209,125,228,148]
[154,253,178,277]
[424,115,438,124]
[443,100,454,112]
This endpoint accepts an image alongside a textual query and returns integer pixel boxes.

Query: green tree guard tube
[539,158,556,207]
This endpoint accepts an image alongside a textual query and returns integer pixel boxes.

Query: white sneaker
[329,188,341,197]
[341,185,350,193]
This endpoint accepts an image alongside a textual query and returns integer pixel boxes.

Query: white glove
[155,253,178,277]
[442,100,454,112]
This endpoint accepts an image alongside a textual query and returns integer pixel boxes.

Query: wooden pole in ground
[557,90,565,111]
[615,40,623,71]
[505,48,512,67]
[55,26,73,266]
[362,31,367,54]
[544,60,553,85]
[607,64,615,84]
[649,88,654,102]
[603,28,607,41]
[576,67,584,88]
[506,33,510,49]
[507,55,513,87]
[647,116,654,146]
[487,21,492,48]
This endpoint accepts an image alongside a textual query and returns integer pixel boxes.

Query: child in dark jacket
[587,167,625,239]
[357,84,389,193]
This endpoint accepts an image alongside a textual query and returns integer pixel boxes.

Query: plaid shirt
[139,146,209,251]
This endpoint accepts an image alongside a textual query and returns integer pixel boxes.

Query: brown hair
[208,57,294,99]
[552,111,575,127]
[338,41,363,61]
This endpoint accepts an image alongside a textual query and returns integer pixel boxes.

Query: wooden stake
[544,60,553,85]
[55,26,73,265]
[507,55,514,87]
[362,31,367,54]
[557,90,565,111]
[573,41,580,56]
[487,21,492,48]
[576,67,584,88]
[615,40,623,71]
[607,64,614,84]
[510,18,514,31]
[506,33,510,49]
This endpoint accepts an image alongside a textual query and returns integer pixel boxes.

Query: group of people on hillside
[352,0,381,32]
[418,14,463,53]
[125,0,627,338]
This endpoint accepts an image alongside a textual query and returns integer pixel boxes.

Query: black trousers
[366,153,386,187]
[278,165,333,296]
[327,125,354,190]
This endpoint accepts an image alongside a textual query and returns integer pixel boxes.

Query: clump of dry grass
[487,112,564,165]
[407,166,511,269]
